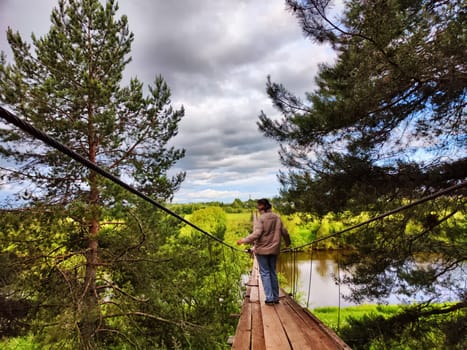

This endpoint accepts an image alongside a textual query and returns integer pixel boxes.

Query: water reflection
[278,251,464,308]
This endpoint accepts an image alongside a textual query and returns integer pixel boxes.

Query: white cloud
[0,0,340,203]
[179,189,243,201]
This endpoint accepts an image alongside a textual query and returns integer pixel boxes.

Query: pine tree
[259,1,466,347]
[0,0,185,348]
[259,0,466,215]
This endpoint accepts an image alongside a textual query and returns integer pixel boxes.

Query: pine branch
[102,312,204,330]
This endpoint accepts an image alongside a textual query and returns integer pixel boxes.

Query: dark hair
[257,198,272,210]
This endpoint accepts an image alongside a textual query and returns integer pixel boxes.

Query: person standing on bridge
[237,198,291,305]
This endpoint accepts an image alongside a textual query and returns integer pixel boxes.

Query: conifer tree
[259,0,466,215]
[0,0,185,348]
[259,1,466,347]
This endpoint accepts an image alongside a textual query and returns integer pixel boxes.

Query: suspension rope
[336,243,342,332]
[305,245,313,309]
[292,248,298,298]
[0,106,242,252]
[288,180,466,251]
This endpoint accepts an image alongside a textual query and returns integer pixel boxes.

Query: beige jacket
[242,211,291,255]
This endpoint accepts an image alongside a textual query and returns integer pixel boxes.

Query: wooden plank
[260,302,291,349]
[299,306,352,350]
[249,260,260,303]
[231,297,252,349]
[250,286,260,303]
[282,295,322,331]
[249,257,264,348]
[251,301,265,350]
[245,285,252,298]
[283,296,336,350]
[247,277,258,286]
[257,262,291,350]
[255,258,265,303]
[274,301,315,349]
[281,292,350,350]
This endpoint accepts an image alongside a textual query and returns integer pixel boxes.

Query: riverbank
[313,304,401,330]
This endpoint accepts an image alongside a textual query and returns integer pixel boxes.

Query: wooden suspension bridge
[229,257,351,349]
[2,107,464,349]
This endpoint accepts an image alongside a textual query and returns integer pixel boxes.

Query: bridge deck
[231,257,351,349]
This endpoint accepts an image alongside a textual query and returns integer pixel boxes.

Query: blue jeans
[256,254,279,302]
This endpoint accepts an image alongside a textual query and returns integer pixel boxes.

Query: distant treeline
[171,198,466,251]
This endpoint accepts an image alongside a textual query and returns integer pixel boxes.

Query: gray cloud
[0,0,340,203]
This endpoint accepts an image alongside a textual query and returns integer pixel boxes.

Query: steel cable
[0,106,242,252]
[285,180,466,251]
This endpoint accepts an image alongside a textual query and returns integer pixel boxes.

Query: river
[277,250,464,309]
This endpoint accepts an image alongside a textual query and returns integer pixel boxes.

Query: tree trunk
[80,137,100,349]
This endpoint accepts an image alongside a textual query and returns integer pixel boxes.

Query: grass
[313,304,401,330]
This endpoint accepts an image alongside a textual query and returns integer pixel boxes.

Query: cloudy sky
[0,0,341,203]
